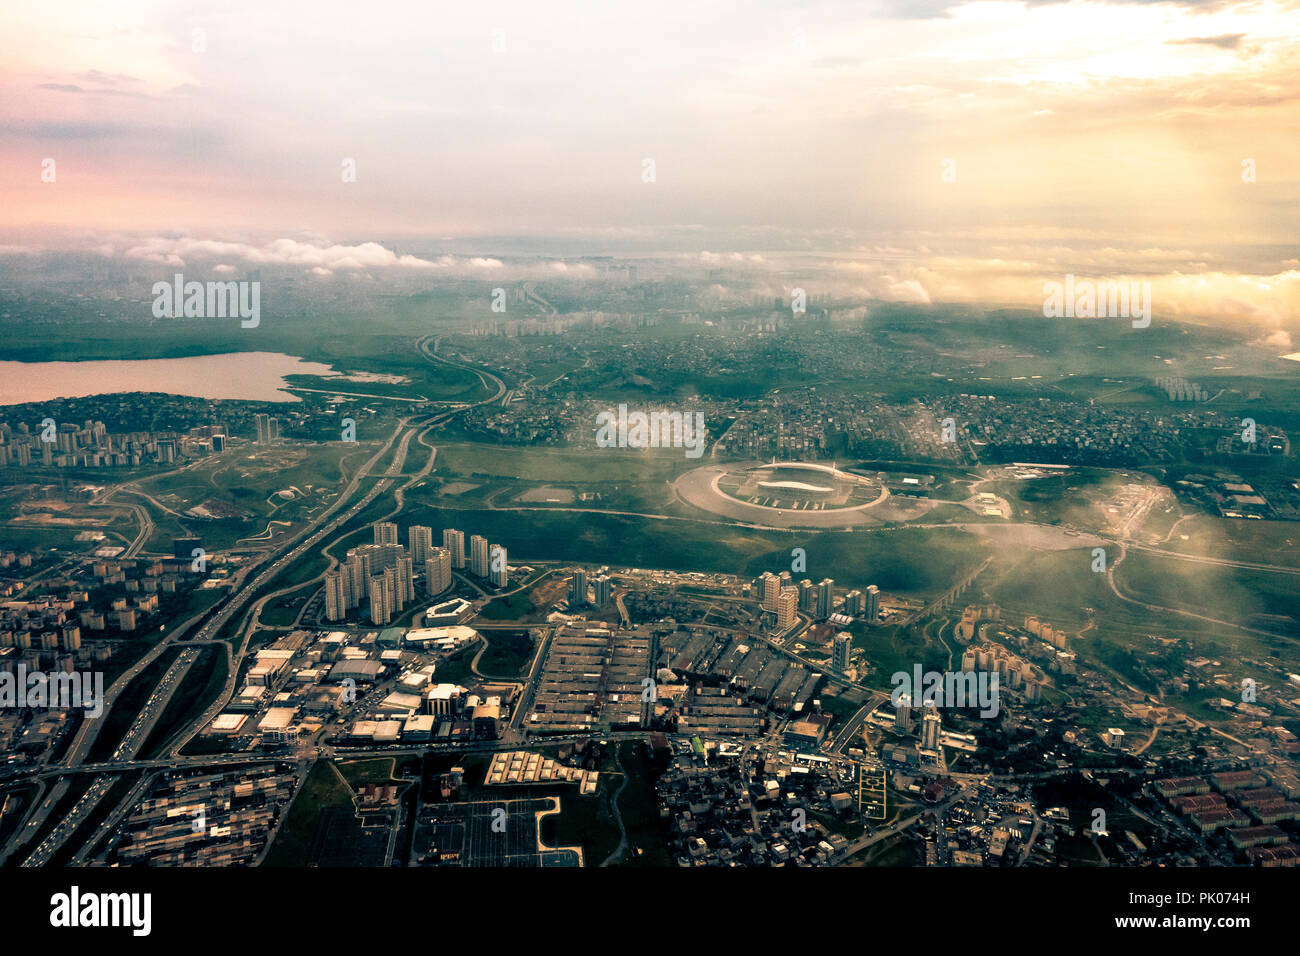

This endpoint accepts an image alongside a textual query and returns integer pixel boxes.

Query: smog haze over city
[1,0,1297,940]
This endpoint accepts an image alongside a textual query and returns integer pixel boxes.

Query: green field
[433,441,696,483]
[474,630,535,678]
[336,757,418,788]
[262,760,355,867]
[402,503,990,595]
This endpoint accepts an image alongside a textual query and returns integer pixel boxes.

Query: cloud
[875,0,1241,19]
[1167,33,1247,49]
[699,251,765,264]
[886,278,932,303]
[78,70,141,86]
[38,80,150,98]
[120,236,509,273]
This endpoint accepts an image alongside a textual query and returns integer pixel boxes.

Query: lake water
[0,352,339,406]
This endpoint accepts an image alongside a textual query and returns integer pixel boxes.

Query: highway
[161,338,507,757]
[827,695,889,755]
[20,645,200,865]
[1,341,513,865]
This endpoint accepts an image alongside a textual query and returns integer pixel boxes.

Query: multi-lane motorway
[0,343,510,865]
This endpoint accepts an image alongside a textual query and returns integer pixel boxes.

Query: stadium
[672,460,891,529]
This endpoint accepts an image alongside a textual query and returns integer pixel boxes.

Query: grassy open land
[433,441,697,483]
[1082,618,1271,698]
[475,591,536,622]
[262,760,356,867]
[428,643,483,686]
[817,690,870,730]
[336,756,418,789]
[154,579,228,627]
[296,342,486,403]
[924,475,981,501]
[607,741,672,867]
[258,560,336,626]
[1030,775,1161,863]
[1117,550,1300,631]
[135,441,379,551]
[536,781,622,865]
[401,502,990,596]
[916,311,1240,382]
[1152,514,1300,567]
[922,502,1003,524]
[150,441,368,503]
[1004,546,1286,646]
[982,549,1115,634]
[259,592,310,627]
[283,374,429,403]
[0,486,140,550]
[240,550,331,622]
[853,623,949,691]
[1135,498,1187,543]
[965,544,1294,712]
[811,807,867,841]
[452,478,691,518]
[977,468,1135,529]
[0,523,83,553]
[474,630,535,679]
[521,357,589,389]
[478,595,553,624]
[475,570,563,624]
[321,482,404,543]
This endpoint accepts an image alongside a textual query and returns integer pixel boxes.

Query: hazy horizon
[3,0,1300,331]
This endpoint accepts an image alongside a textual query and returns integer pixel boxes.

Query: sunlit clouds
[1,0,1299,328]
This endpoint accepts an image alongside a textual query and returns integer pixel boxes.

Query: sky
[1,0,1299,328]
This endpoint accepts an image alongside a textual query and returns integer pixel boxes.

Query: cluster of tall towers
[438,526,504,587]
[253,413,280,445]
[569,568,614,608]
[757,572,880,630]
[895,695,942,751]
[322,522,509,625]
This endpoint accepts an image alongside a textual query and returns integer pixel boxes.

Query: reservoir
[0,352,338,405]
